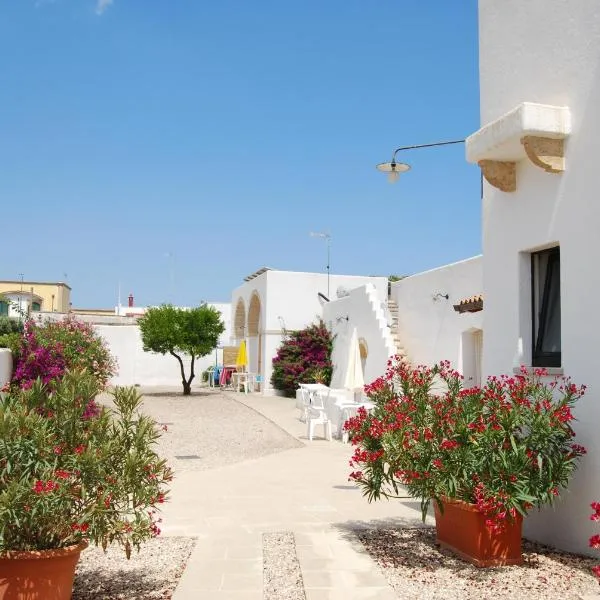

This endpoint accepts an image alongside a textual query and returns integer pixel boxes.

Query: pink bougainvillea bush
[271,320,333,397]
[0,371,172,554]
[12,316,116,390]
[345,358,586,533]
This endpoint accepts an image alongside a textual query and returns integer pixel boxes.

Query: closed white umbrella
[344,328,365,401]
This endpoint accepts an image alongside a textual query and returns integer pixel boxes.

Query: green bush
[0,316,23,336]
[271,320,333,397]
[0,317,24,351]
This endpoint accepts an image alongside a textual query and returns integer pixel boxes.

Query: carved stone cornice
[466,103,571,192]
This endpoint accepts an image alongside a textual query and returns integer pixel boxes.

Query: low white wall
[324,284,395,389]
[0,349,12,388]
[96,325,221,387]
[392,257,483,376]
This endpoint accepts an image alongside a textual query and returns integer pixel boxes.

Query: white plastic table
[334,400,375,443]
[232,372,259,394]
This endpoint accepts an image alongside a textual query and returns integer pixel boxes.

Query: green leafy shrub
[0,317,23,336]
[0,317,23,350]
[271,320,333,397]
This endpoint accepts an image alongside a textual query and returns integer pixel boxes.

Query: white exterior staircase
[386,298,408,362]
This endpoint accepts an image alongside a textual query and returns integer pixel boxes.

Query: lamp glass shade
[376,161,411,175]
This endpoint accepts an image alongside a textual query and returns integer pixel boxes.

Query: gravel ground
[358,527,600,600]
[72,537,195,600]
[100,388,303,473]
[263,532,306,600]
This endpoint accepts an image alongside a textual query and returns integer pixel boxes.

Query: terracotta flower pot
[0,541,87,600]
[434,498,522,567]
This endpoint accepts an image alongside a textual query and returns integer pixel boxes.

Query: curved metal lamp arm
[391,139,465,163]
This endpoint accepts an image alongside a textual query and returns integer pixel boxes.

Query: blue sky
[0,0,480,308]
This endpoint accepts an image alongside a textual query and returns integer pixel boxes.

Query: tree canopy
[138,304,225,395]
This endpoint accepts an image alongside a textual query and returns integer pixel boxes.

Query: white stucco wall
[478,0,600,553]
[324,284,395,391]
[94,302,231,388]
[231,270,388,393]
[0,349,12,388]
[96,325,221,387]
[392,257,483,377]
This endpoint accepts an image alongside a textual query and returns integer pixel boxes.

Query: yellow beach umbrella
[236,340,248,370]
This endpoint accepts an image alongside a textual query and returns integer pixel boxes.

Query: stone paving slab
[167,391,429,598]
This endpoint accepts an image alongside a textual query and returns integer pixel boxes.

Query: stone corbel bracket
[466,103,571,192]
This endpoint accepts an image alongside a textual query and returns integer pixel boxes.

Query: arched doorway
[248,293,262,376]
[234,299,246,341]
[461,328,483,387]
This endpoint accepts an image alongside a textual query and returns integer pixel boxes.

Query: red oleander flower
[440,439,460,450]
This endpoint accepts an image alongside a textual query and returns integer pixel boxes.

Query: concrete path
[164,392,429,599]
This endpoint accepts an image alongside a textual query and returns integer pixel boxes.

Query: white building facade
[231,268,388,394]
[466,0,600,554]
[392,256,483,385]
[323,283,396,391]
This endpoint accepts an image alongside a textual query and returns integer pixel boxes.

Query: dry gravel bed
[263,532,306,600]
[72,537,195,600]
[101,388,303,473]
[358,527,599,600]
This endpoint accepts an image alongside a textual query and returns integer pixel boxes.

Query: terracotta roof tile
[453,294,483,313]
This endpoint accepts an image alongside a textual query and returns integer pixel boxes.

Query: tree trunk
[170,351,191,396]
[185,354,196,393]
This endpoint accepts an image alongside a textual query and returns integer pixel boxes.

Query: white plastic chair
[298,387,311,423]
[206,366,215,388]
[306,389,332,442]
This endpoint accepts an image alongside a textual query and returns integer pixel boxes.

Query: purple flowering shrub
[11,317,116,391]
[271,320,333,397]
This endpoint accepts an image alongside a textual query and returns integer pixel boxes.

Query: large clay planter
[434,498,522,567]
[0,542,87,600]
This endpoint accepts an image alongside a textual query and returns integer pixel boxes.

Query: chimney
[128,293,134,308]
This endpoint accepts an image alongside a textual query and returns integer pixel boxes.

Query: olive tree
[138,304,225,395]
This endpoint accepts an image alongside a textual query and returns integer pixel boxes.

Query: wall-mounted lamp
[433,293,449,301]
[376,139,465,184]
[336,315,349,323]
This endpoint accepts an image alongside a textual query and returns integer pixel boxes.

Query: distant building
[0,280,71,317]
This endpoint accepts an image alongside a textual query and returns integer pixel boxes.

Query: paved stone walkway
[163,392,430,599]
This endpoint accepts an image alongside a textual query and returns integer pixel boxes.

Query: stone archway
[234,298,246,340]
[247,293,262,375]
[248,293,261,336]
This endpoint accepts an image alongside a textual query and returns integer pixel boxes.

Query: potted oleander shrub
[0,370,172,600]
[345,359,587,567]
